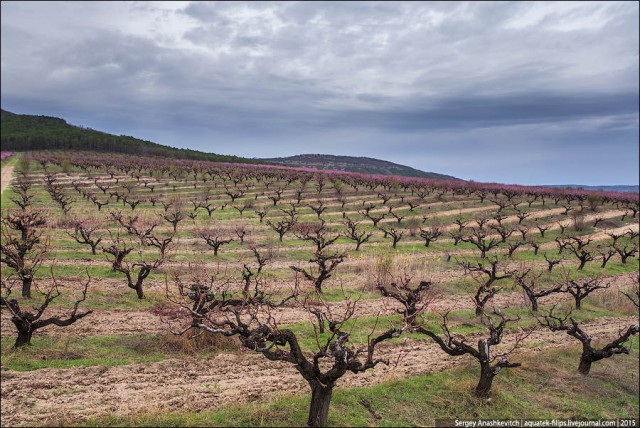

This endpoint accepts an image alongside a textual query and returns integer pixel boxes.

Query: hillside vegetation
[0,109,263,165]
[263,154,456,180]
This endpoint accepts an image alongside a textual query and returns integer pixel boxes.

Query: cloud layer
[2,1,638,185]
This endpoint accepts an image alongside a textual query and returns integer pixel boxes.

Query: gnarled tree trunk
[14,323,33,347]
[578,352,593,375]
[307,381,334,427]
[135,284,145,299]
[475,361,495,397]
[21,277,32,298]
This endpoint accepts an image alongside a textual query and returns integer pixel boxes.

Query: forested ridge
[0,109,265,164]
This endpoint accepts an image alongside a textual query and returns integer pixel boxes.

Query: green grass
[0,332,237,372]
[79,343,639,427]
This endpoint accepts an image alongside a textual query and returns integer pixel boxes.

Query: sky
[1,1,638,186]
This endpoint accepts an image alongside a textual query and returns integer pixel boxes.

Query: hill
[543,184,639,194]
[261,154,457,180]
[1,109,458,180]
[0,109,263,164]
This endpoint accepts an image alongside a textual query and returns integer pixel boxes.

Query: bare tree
[513,268,564,313]
[196,227,234,256]
[614,241,638,264]
[281,205,299,222]
[535,222,550,238]
[474,215,491,230]
[415,310,530,397]
[9,178,35,211]
[110,211,158,240]
[506,239,525,258]
[308,200,328,219]
[539,305,639,375]
[359,202,376,216]
[141,228,175,259]
[103,230,164,299]
[373,258,435,326]
[162,202,186,233]
[517,226,529,241]
[489,223,514,243]
[564,237,595,270]
[65,217,104,255]
[165,271,402,427]
[458,257,513,316]
[460,227,501,259]
[45,180,74,215]
[606,231,625,246]
[543,253,562,272]
[1,272,92,347]
[343,217,373,251]
[267,188,284,206]
[379,225,404,249]
[362,211,386,227]
[0,210,49,298]
[224,185,245,203]
[528,239,540,256]
[406,199,422,212]
[290,223,345,293]
[448,229,463,246]
[234,224,250,244]
[266,218,297,242]
[515,209,532,225]
[241,245,275,295]
[419,219,443,248]
[254,207,270,223]
[561,272,611,309]
[596,244,617,269]
[233,200,254,216]
[387,206,406,225]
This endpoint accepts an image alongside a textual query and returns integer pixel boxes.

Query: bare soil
[1,164,14,195]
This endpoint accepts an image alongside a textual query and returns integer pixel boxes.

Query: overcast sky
[1,1,638,185]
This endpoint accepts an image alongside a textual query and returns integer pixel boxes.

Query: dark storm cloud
[1,1,638,185]
[342,92,639,132]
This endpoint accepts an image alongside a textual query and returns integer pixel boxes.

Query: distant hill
[262,154,457,180]
[1,109,458,180]
[543,184,639,194]
[0,109,16,119]
[0,109,264,164]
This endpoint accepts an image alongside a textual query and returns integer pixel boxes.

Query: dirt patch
[0,308,166,338]
[1,164,14,195]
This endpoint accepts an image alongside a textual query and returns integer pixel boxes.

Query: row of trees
[26,151,640,210]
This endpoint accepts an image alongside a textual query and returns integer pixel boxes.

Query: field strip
[1,316,636,427]
[2,272,634,338]
[1,164,15,195]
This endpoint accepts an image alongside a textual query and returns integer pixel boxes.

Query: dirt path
[1,316,636,427]
[1,164,15,195]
